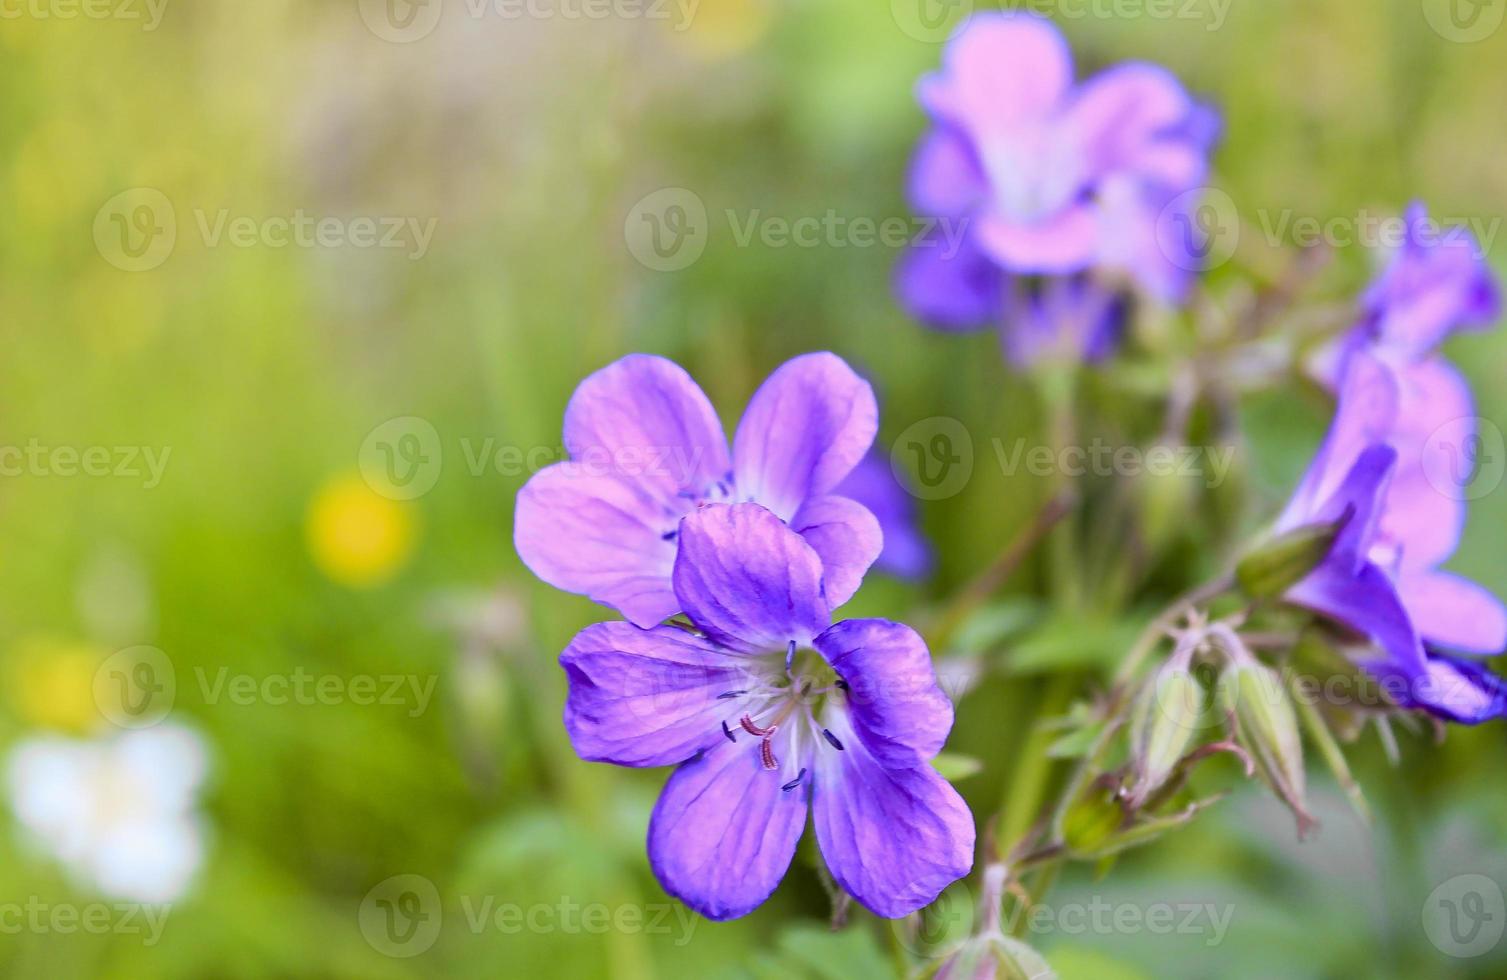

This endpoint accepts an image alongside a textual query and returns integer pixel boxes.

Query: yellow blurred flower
[307,474,417,588]
[669,0,773,61]
[6,635,104,734]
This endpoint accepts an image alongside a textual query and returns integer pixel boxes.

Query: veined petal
[562,354,732,506]
[1378,357,1471,571]
[647,736,809,921]
[514,462,678,628]
[560,622,748,768]
[918,13,1073,140]
[811,709,974,919]
[1398,571,1507,655]
[791,495,883,610]
[732,353,878,521]
[815,619,953,768]
[1375,654,1507,725]
[673,504,831,653]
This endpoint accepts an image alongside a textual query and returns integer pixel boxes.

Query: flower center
[716,642,847,791]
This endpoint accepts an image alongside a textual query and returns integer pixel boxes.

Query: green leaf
[932,751,984,781]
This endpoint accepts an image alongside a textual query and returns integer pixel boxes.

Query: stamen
[661,530,678,541]
[822,729,845,751]
[786,640,796,672]
[721,721,736,743]
[740,714,776,737]
[781,768,807,792]
[759,737,778,771]
[717,691,746,700]
[835,679,850,692]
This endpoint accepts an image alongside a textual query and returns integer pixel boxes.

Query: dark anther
[661,530,678,541]
[721,721,736,743]
[781,768,807,792]
[717,691,745,700]
[835,679,850,692]
[822,729,845,751]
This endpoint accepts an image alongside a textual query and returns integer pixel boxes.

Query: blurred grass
[2,1,1506,977]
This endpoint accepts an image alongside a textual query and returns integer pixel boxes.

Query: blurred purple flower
[1277,352,1507,722]
[559,504,974,920]
[895,11,1216,344]
[834,452,932,580]
[515,353,882,628]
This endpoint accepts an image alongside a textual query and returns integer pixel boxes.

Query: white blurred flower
[5,723,209,904]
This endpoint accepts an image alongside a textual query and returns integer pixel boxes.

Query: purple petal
[1278,352,1401,530]
[560,622,748,768]
[894,231,1003,332]
[1379,654,1507,725]
[514,462,678,628]
[790,495,883,610]
[815,619,954,768]
[918,13,1072,140]
[1398,571,1507,655]
[732,353,878,521]
[1064,63,1198,182]
[1378,357,1471,571]
[811,709,974,919]
[562,355,731,505]
[673,503,831,653]
[975,205,1100,274]
[647,736,808,921]
[833,454,933,580]
[1363,203,1501,360]
[1288,558,1425,677]
[907,127,988,218]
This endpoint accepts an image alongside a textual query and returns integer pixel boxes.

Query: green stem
[997,673,1078,855]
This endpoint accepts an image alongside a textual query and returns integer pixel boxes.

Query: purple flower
[895,11,1215,337]
[515,352,883,628]
[1276,352,1507,721]
[560,504,974,920]
[834,452,932,580]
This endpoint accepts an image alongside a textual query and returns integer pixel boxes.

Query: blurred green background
[3,0,1507,976]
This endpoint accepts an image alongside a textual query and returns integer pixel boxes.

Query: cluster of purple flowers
[1276,204,1506,722]
[514,353,971,920]
[894,13,1217,366]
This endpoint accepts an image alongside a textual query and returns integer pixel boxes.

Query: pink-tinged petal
[894,231,1003,332]
[1379,358,1470,570]
[815,619,954,768]
[907,127,988,217]
[918,13,1073,139]
[811,709,974,919]
[563,354,731,506]
[1065,63,1196,181]
[1370,654,1507,724]
[647,736,808,921]
[673,504,831,653]
[560,622,748,768]
[1398,571,1507,655]
[974,205,1099,274]
[732,353,878,521]
[791,495,882,610]
[514,462,678,628]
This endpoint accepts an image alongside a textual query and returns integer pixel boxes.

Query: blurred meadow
[3,0,1507,977]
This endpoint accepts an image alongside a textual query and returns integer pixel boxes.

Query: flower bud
[1234,513,1350,599]
[1217,655,1313,833]
[1061,783,1123,858]
[1125,645,1207,808]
